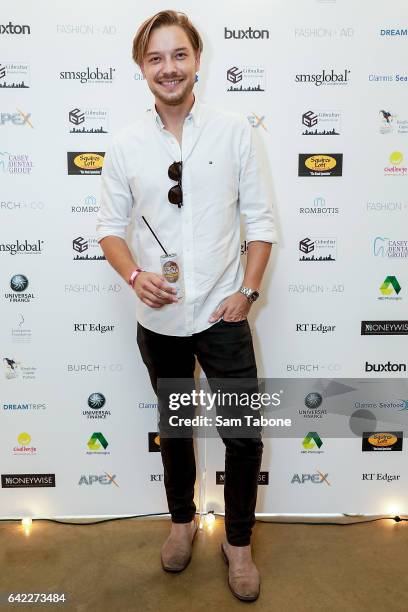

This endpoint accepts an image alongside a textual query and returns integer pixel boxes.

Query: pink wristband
[129,268,143,288]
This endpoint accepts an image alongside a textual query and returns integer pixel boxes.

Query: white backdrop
[1,0,408,518]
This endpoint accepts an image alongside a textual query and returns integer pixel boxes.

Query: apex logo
[224,27,269,39]
[78,472,118,486]
[291,470,330,485]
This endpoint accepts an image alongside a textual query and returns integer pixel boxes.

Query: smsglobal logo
[295,69,350,86]
[59,67,115,84]
[0,239,43,255]
[224,27,269,39]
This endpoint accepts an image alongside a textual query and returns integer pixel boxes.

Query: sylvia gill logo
[295,68,350,86]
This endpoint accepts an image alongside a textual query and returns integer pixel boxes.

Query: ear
[195,52,201,73]
[140,62,146,78]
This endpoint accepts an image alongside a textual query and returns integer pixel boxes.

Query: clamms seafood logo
[226,66,265,92]
[68,108,108,134]
[384,151,407,176]
[59,66,115,84]
[301,110,341,135]
[0,239,43,255]
[362,432,403,452]
[0,62,30,88]
[5,274,35,303]
[72,236,106,261]
[299,237,337,262]
[379,110,408,135]
[298,392,328,419]
[295,68,350,86]
[0,153,33,174]
[298,153,343,177]
[67,152,105,175]
[13,432,37,455]
[3,357,36,380]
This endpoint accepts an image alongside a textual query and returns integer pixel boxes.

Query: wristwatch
[239,286,260,303]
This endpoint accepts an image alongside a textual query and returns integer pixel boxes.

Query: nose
[161,55,178,75]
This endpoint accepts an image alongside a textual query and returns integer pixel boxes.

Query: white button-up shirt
[96,97,278,336]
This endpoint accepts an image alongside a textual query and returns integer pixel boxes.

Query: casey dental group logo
[373,237,408,258]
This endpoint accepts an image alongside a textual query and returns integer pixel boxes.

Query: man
[96,10,277,602]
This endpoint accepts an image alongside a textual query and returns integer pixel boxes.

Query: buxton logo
[362,432,402,451]
[365,361,406,372]
[295,69,350,86]
[67,152,104,175]
[0,22,31,35]
[298,154,343,177]
[224,27,269,39]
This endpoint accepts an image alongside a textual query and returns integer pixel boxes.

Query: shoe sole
[161,523,199,573]
[220,543,260,602]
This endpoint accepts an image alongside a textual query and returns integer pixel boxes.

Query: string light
[21,517,32,535]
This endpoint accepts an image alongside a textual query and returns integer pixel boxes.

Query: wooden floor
[0,515,406,611]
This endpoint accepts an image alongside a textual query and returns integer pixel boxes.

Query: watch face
[251,291,260,302]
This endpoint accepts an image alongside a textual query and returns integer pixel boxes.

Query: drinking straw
[142,216,168,256]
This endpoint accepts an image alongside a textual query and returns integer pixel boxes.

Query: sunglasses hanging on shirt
[168,161,183,208]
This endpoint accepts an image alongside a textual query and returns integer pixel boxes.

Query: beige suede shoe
[161,519,198,572]
[221,540,260,602]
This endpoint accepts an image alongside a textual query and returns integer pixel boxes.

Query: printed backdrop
[1,0,408,518]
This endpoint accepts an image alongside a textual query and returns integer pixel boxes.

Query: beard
[150,73,195,106]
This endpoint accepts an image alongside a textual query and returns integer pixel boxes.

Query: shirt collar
[149,94,202,129]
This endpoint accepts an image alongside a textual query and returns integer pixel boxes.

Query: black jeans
[136,318,263,546]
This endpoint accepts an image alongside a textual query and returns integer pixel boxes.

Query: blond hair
[132,10,203,66]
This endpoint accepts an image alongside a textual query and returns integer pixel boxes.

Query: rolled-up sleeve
[96,137,133,243]
[238,118,278,245]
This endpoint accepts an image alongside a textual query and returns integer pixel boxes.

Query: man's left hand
[209,292,251,323]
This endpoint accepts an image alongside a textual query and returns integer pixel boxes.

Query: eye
[149,56,160,63]
[176,52,187,59]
